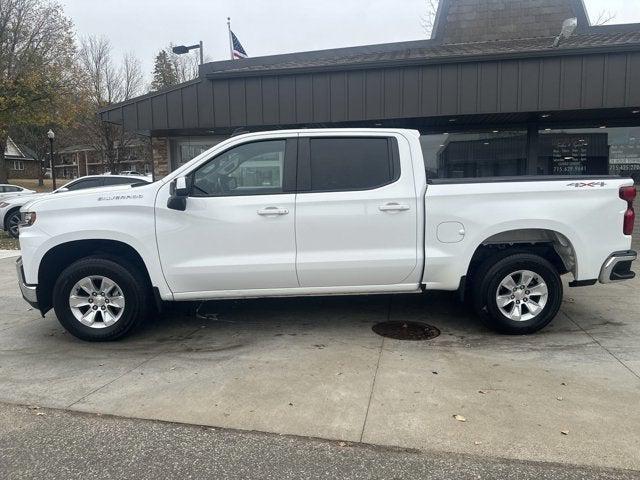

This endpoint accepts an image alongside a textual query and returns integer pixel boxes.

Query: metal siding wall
[401,67,420,117]
[420,66,439,116]
[182,84,199,128]
[312,73,330,122]
[459,63,478,114]
[604,54,627,107]
[166,89,183,129]
[519,59,540,111]
[278,76,296,124]
[246,77,264,125]
[229,79,247,126]
[105,51,639,132]
[212,80,231,127]
[330,72,348,122]
[582,55,605,109]
[295,76,313,123]
[347,71,365,120]
[261,77,279,125]
[561,57,583,109]
[197,80,214,127]
[151,96,167,129]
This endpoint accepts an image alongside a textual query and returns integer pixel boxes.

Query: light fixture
[492,130,499,133]
[599,126,607,129]
[439,144,445,147]
[443,132,449,135]
[544,128,551,131]
[374,122,382,127]
[541,114,550,118]
[448,118,457,122]
[632,110,640,114]
[483,142,489,145]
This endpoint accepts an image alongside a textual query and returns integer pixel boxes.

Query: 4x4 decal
[567,181,606,188]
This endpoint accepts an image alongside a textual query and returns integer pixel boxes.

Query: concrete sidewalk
[0,256,638,471]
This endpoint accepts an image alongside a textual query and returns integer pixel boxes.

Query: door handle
[257,206,289,216]
[378,202,410,212]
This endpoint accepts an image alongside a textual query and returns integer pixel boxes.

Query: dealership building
[100,0,640,182]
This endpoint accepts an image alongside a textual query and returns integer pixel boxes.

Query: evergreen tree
[150,50,178,91]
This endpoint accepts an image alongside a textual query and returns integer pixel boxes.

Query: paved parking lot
[0,254,639,471]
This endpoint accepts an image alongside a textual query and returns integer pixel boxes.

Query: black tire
[472,252,563,334]
[52,256,151,341]
[5,209,21,239]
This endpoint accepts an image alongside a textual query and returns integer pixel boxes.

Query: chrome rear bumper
[599,251,637,283]
[15,257,38,308]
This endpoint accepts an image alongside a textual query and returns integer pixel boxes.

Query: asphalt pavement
[1,403,638,480]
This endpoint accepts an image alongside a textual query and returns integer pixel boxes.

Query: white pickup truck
[15,129,637,341]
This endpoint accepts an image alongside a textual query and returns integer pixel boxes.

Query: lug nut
[101,306,106,310]
[92,292,97,296]
[520,285,525,290]
[92,305,98,310]
[516,300,520,304]
[510,295,515,299]
[523,298,528,302]
[525,290,530,294]
[88,299,93,304]
[105,299,109,304]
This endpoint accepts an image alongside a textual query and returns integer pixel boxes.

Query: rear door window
[66,178,104,190]
[306,137,398,192]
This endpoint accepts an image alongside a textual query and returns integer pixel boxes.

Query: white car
[1,175,149,238]
[0,184,35,199]
[15,129,637,341]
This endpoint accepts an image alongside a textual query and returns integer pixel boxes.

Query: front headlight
[20,211,37,227]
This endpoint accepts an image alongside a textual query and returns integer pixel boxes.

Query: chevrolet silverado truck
[15,129,637,341]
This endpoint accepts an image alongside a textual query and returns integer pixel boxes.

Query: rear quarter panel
[423,178,634,290]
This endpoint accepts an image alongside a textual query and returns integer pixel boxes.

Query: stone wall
[440,0,578,44]
[151,137,170,180]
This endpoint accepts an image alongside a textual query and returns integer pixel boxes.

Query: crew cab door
[155,136,299,294]
[295,133,418,287]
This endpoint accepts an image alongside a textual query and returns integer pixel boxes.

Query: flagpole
[227,17,233,60]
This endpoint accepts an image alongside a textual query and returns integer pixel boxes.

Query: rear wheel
[472,252,562,334]
[5,210,21,238]
[52,257,150,341]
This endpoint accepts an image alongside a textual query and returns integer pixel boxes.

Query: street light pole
[47,129,57,191]
[172,42,204,65]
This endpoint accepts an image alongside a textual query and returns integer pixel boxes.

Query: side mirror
[168,176,192,211]
[55,187,69,193]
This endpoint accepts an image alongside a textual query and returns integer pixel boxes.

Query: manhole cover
[372,321,440,341]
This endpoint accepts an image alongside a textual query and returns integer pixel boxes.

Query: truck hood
[24,182,158,212]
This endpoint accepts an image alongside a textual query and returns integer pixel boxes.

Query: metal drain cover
[372,321,440,341]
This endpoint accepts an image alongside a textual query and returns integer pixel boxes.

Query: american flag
[231,31,248,59]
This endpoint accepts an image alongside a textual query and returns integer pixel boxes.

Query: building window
[12,160,24,171]
[170,136,227,170]
[538,127,640,181]
[420,130,527,179]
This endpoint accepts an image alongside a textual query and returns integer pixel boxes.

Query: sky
[61,0,640,84]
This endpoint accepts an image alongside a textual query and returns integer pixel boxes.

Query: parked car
[15,129,637,341]
[0,184,35,199]
[1,175,150,238]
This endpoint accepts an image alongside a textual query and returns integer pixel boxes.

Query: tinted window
[66,178,104,191]
[309,138,396,191]
[4,186,20,192]
[192,140,286,197]
[104,177,146,186]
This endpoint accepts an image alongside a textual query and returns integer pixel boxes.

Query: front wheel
[52,257,150,341]
[472,253,563,334]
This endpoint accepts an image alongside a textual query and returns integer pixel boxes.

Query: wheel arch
[37,239,154,314]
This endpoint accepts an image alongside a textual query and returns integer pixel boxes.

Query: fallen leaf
[478,390,487,394]
[561,430,569,435]
[453,414,466,422]
[557,396,563,401]
[338,442,347,447]
[35,412,45,416]
[432,371,438,375]
[474,441,482,445]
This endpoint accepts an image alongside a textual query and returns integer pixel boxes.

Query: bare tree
[592,9,616,26]
[76,36,144,174]
[420,0,440,37]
